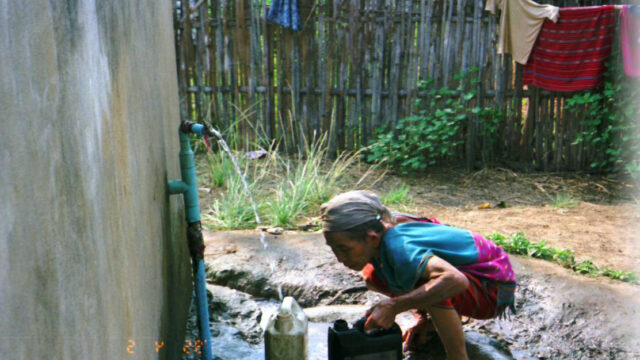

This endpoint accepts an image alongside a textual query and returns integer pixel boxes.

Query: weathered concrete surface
[204,231,379,307]
[204,230,640,359]
[0,1,191,359]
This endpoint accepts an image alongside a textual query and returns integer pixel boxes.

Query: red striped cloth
[523,6,616,92]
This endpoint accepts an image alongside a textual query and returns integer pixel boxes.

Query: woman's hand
[363,298,398,331]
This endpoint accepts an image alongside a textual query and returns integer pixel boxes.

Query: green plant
[573,259,599,275]
[601,268,638,283]
[264,134,364,227]
[205,150,235,188]
[381,184,411,206]
[265,152,318,227]
[565,50,640,175]
[365,69,502,174]
[488,232,637,284]
[199,119,369,229]
[203,174,262,230]
[552,193,579,209]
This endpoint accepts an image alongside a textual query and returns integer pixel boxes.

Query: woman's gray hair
[320,190,393,232]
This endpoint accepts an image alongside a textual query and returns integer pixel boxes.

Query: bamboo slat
[263,1,274,138]
[388,0,402,127]
[370,0,385,131]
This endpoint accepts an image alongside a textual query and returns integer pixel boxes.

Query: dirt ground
[367,167,640,274]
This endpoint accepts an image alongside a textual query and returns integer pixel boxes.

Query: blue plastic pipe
[169,122,213,360]
[169,130,201,223]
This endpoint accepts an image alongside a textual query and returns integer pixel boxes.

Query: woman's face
[324,231,380,271]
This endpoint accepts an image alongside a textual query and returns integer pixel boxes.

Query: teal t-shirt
[371,222,478,294]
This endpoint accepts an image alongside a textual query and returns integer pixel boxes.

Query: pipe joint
[168,180,189,195]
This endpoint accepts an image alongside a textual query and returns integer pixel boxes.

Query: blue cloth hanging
[267,0,301,31]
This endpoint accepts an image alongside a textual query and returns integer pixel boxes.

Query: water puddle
[182,297,520,360]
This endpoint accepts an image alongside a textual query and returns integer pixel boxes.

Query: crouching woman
[321,190,516,360]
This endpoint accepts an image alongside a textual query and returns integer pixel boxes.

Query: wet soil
[201,230,640,359]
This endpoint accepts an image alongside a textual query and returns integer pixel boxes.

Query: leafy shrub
[365,70,501,174]
[565,50,640,176]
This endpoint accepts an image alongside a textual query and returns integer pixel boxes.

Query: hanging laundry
[523,5,616,92]
[620,5,640,77]
[266,0,301,31]
[485,0,559,65]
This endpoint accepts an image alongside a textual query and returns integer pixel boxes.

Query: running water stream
[206,125,283,300]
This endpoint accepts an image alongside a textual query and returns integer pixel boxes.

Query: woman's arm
[364,255,469,330]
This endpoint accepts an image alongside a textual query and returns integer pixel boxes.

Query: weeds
[203,174,262,230]
[488,232,638,284]
[381,184,411,206]
[552,193,578,209]
[205,150,235,188]
[200,130,369,229]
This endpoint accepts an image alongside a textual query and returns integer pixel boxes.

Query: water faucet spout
[178,120,223,140]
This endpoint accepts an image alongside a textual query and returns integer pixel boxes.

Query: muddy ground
[202,230,640,359]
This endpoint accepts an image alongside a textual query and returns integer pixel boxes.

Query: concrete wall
[0,1,192,359]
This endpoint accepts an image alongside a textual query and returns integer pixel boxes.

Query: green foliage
[264,135,365,227]
[264,141,322,227]
[203,174,262,230]
[201,131,367,230]
[551,193,579,209]
[488,232,638,284]
[601,267,639,283]
[205,150,235,188]
[380,184,411,206]
[565,51,640,175]
[365,69,502,174]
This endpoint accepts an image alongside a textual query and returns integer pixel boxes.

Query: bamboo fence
[174,0,622,170]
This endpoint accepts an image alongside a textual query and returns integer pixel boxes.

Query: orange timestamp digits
[126,340,136,354]
[183,339,208,355]
[125,339,167,355]
[155,340,165,352]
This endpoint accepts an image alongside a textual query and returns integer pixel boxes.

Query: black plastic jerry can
[328,317,402,360]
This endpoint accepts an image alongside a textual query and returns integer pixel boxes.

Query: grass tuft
[381,184,411,206]
[200,130,368,229]
[203,174,262,230]
[205,150,235,188]
[552,193,578,209]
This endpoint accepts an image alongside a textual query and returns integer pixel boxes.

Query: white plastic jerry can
[264,296,308,360]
